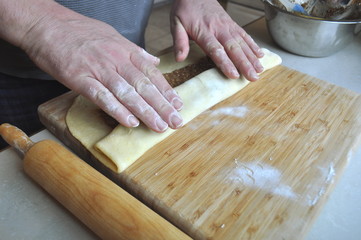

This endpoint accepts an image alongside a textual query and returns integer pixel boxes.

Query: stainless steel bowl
[262,0,361,57]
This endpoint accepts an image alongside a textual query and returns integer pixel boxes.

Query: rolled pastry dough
[66,46,282,172]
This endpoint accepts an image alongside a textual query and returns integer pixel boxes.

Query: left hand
[170,0,264,81]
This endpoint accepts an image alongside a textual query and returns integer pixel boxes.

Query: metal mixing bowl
[261,0,361,57]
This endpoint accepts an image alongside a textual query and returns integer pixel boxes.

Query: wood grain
[38,65,361,239]
[23,140,191,240]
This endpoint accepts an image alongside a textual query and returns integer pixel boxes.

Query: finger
[238,27,264,58]
[170,16,190,62]
[217,28,263,81]
[79,77,140,128]
[222,37,262,81]
[138,47,160,66]
[130,52,183,111]
[234,34,264,73]
[100,70,172,132]
[197,34,240,79]
[119,64,183,130]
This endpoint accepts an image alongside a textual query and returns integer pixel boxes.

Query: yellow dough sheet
[66,46,282,172]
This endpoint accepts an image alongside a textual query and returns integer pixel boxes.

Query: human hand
[21,7,183,132]
[170,0,264,81]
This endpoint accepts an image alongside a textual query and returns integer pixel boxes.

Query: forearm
[0,0,81,49]
[0,0,184,132]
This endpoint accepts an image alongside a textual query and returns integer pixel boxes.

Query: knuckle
[240,59,251,68]
[225,39,240,52]
[206,43,224,57]
[164,89,177,100]
[209,47,229,65]
[240,31,247,39]
[134,77,157,94]
[219,62,232,73]
[237,27,247,38]
[141,105,156,117]
[92,89,119,113]
[159,102,174,115]
[94,89,111,102]
[238,39,247,48]
[130,46,144,59]
[116,85,137,101]
[105,104,120,115]
[244,34,256,44]
[145,66,159,78]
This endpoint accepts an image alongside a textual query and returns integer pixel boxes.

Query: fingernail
[154,57,160,65]
[156,117,168,132]
[176,50,183,61]
[172,97,183,111]
[258,49,264,56]
[232,68,240,78]
[250,69,259,81]
[128,115,139,127]
[170,112,183,129]
[256,61,264,72]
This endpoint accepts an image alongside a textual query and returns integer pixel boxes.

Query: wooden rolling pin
[0,123,191,240]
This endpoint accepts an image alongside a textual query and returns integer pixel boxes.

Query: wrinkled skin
[170,0,264,81]
[3,0,264,133]
[22,12,183,133]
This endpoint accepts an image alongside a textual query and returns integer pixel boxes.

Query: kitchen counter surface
[0,17,360,240]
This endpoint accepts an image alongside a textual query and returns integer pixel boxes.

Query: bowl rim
[261,0,361,24]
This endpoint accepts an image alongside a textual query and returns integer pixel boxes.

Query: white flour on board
[187,106,249,129]
[210,106,249,118]
[230,160,298,199]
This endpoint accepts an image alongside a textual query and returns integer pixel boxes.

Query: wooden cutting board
[38,65,361,240]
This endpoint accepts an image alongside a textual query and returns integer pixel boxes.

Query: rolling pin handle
[0,123,34,155]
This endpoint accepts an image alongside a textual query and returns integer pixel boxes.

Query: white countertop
[1,17,360,240]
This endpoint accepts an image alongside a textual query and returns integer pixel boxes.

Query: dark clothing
[0,0,154,149]
[0,73,69,149]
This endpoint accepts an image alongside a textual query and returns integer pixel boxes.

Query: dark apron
[0,0,154,149]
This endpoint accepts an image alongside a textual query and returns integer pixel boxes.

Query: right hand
[20,8,184,133]
[170,0,264,82]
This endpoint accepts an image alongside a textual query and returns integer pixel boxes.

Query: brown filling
[163,57,215,87]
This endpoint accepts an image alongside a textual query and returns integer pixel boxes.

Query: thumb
[171,16,189,62]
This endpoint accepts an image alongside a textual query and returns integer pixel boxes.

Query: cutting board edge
[38,92,121,180]
[37,66,361,240]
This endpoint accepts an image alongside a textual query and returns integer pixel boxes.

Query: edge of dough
[93,48,282,172]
